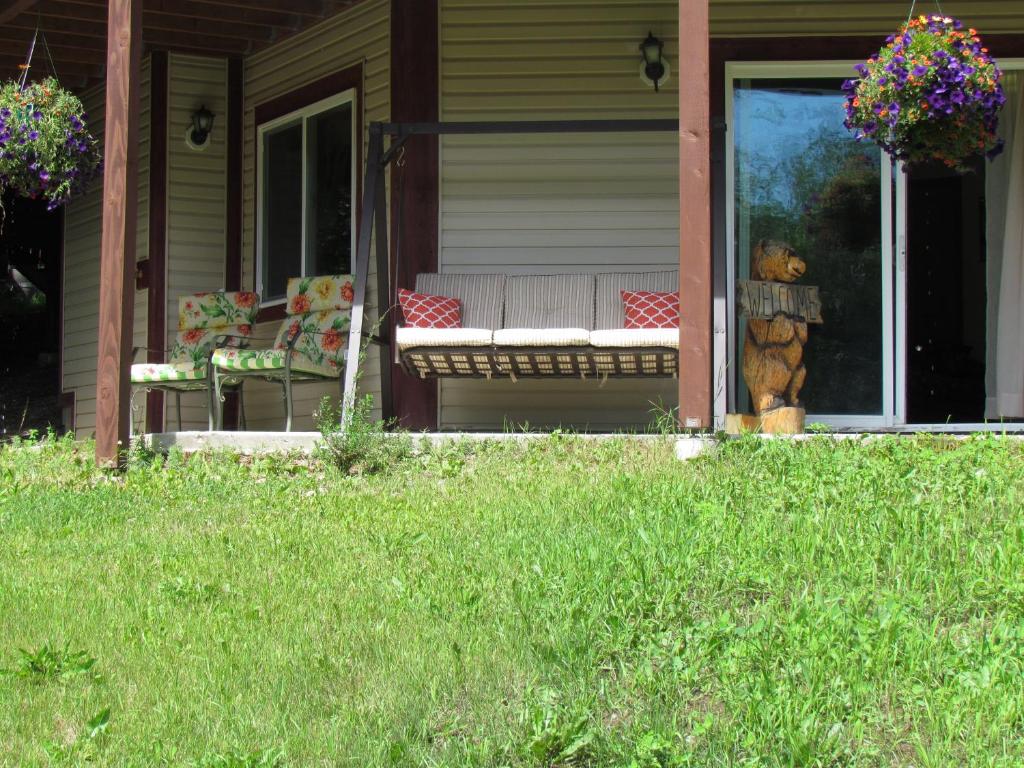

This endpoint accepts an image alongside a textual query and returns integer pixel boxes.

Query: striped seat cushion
[502,274,595,330]
[414,273,505,330]
[130,361,207,383]
[595,271,678,330]
[211,347,339,378]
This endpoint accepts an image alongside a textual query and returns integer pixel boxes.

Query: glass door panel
[731,75,892,423]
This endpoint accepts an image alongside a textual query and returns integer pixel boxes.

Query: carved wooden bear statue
[742,240,808,415]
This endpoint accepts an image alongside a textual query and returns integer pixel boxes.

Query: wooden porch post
[678,0,712,429]
[389,0,440,430]
[95,0,142,466]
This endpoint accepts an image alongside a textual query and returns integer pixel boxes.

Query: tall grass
[0,434,1022,765]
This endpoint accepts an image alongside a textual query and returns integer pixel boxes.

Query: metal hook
[396,145,407,168]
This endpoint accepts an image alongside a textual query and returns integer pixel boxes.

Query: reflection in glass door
[727,66,896,428]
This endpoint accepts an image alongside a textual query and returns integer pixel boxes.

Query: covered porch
[5,0,1024,463]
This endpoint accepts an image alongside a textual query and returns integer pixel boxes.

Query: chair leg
[238,384,247,431]
[282,374,293,433]
[176,392,183,431]
[207,378,215,432]
[129,387,140,436]
[212,371,224,431]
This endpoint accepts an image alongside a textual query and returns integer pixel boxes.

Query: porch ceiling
[0,0,364,87]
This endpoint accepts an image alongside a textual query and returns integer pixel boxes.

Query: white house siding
[62,59,151,438]
[165,55,229,430]
[709,0,1024,36]
[438,0,679,431]
[241,0,389,430]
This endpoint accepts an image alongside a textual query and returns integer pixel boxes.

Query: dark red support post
[95,0,142,465]
[389,0,439,429]
[145,50,168,434]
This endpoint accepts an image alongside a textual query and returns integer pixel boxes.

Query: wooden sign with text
[737,280,823,324]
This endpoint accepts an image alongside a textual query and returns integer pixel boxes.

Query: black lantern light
[639,31,666,92]
[189,105,215,147]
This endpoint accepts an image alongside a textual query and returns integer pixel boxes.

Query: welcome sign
[737,280,823,324]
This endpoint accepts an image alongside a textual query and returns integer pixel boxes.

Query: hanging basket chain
[39,30,60,85]
[17,29,38,91]
[906,0,946,25]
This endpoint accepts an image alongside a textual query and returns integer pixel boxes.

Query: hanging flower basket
[843,15,1006,171]
[0,76,101,210]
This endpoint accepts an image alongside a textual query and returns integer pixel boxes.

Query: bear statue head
[752,239,805,283]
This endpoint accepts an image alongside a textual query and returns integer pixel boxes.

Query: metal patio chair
[210,275,353,431]
[130,290,260,432]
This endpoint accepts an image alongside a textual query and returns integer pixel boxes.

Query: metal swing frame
[344,118,681,422]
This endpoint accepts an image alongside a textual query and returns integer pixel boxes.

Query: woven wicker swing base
[399,346,678,380]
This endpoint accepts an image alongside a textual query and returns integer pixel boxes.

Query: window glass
[733,78,884,415]
[306,102,353,277]
[258,94,354,303]
[261,122,303,301]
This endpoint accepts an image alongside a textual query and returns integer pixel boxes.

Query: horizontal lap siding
[709,0,1024,35]
[242,0,389,430]
[166,55,229,430]
[439,0,679,431]
[62,60,151,438]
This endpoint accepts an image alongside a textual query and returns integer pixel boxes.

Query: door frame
[723,61,898,430]
[894,59,1024,431]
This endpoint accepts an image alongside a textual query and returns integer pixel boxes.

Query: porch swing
[346,118,683,413]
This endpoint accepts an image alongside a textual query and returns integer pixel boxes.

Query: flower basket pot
[844,15,1006,171]
[0,77,101,211]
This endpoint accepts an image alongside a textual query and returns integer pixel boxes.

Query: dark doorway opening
[0,195,64,438]
[906,160,987,424]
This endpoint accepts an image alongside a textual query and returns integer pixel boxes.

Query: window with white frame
[257,90,356,303]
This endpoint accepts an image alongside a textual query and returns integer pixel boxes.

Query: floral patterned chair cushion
[210,276,353,381]
[130,291,260,386]
[211,309,351,378]
[178,291,260,330]
[286,275,355,315]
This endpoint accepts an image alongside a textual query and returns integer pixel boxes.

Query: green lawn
[1,434,1023,766]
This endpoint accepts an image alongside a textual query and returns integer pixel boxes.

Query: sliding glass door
[726,63,898,429]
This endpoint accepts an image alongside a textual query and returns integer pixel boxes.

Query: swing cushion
[595,271,678,329]
[502,274,595,330]
[396,327,492,351]
[398,288,462,329]
[414,273,505,330]
[492,328,590,347]
[589,329,679,348]
[621,290,679,329]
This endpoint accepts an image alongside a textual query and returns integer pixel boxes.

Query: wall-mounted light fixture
[186,105,215,150]
[639,32,669,92]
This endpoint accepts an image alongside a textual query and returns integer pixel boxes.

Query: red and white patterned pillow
[398,288,462,329]
[621,290,679,329]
